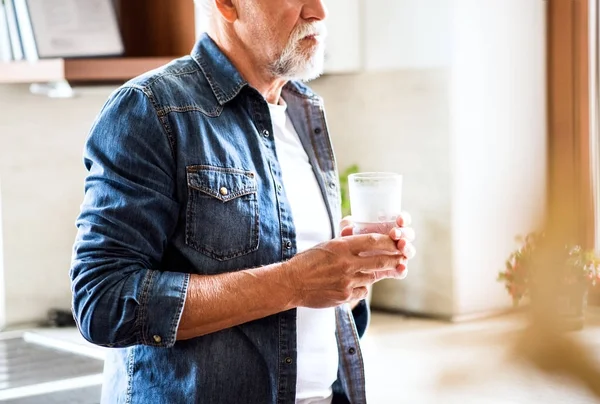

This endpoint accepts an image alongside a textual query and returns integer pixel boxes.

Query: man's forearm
[176,263,296,340]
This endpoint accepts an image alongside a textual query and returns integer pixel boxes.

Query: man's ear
[214,0,238,23]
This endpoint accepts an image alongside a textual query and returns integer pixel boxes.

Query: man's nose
[302,0,327,22]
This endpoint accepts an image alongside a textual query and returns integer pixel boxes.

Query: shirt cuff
[139,270,190,347]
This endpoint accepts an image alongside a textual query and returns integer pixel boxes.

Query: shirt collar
[190,33,248,105]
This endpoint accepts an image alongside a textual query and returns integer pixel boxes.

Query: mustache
[290,22,328,41]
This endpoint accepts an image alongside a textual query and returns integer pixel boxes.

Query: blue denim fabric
[70,33,370,404]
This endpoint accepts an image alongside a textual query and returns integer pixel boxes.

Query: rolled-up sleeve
[70,86,189,348]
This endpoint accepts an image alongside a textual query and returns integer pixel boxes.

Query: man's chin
[296,68,324,83]
[288,56,325,82]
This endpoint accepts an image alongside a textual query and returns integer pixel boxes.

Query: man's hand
[283,233,406,309]
[339,212,416,266]
[339,212,417,309]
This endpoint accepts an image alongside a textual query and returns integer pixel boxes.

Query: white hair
[194,0,213,17]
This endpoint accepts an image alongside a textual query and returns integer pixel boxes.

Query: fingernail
[394,228,402,238]
[397,239,406,250]
[400,211,412,226]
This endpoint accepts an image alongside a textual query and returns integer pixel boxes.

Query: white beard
[270,23,328,82]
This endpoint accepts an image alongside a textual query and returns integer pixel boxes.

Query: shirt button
[329,182,336,189]
[153,335,162,343]
[262,129,270,138]
[284,241,292,249]
[314,127,322,134]
[219,187,228,196]
[348,347,356,355]
[277,184,282,191]
[285,357,293,364]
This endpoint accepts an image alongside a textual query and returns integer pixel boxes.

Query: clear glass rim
[348,172,402,180]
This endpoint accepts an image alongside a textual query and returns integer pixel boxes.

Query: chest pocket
[185,165,259,261]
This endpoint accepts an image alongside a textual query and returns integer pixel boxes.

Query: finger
[389,226,415,242]
[356,254,404,272]
[357,268,406,284]
[396,238,407,250]
[340,226,353,237]
[339,215,353,230]
[397,260,407,272]
[397,268,408,280]
[348,233,401,256]
[350,286,369,301]
[402,243,416,260]
[396,212,412,227]
[389,227,402,240]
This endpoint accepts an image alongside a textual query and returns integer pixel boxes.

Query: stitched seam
[346,308,367,402]
[133,86,177,164]
[197,56,226,102]
[125,347,135,404]
[299,100,323,173]
[137,270,155,346]
[187,165,255,176]
[158,105,223,118]
[335,309,354,402]
[317,106,342,233]
[168,273,190,346]
[124,65,202,91]
[186,167,257,204]
[197,57,247,104]
[185,183,196,255]
[318,107,337,172]
[189,186,256,200]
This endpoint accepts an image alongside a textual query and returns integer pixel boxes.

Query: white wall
[363,0,453,70]
[0,179,5,328]
[450,0,547,317]
[0,85,116,327]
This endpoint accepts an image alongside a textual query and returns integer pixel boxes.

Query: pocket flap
[187,166,257,202]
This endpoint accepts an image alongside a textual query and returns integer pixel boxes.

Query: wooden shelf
[0,57,177,84]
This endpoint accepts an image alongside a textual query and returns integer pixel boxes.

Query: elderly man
[70,0,416,403]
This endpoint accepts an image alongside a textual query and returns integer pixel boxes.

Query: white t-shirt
[268,100,339,404]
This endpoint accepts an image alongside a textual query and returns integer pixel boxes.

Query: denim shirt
[70,33,370,404]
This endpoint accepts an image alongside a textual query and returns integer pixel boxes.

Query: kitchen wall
[0,69,451,327]
[0,178,5,328]
[0,85,115,327]
[450,0,547,318]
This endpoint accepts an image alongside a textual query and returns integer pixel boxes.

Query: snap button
[219,187,228,196]
[329,182,336,189]
[153,335,162,343]
[262,129,270,138]
[348,347,356,355]
[284,241,292,249]
[285,357,293,364]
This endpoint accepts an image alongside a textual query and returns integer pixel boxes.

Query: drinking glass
[348,172,403,235]
[348,172,405,281]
